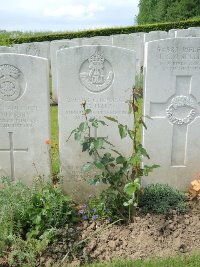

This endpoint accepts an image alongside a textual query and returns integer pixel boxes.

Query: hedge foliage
[6,17,200,45]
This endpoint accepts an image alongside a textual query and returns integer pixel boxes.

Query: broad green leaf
[124,182,140,196]
[89,142,95,151]
[82,142,89,152]
[94,138,104,149]
[92,120,98,128]
[99,120,107,126]
[74,131,81,141]
[118,124,128,139]
[79,122,88,132]
[85,109,92,114]
[116,156,126,164]
[82,162,93,172]
[104,116,118,123]
[138,145,150,159]
[143,164,160,176]
[128,155,141,165]
[94,161,105,170]
[66,129,76,142]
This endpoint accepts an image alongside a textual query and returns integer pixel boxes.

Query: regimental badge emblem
[79,50,114,93]
[26,44,40,56]
[0,64,25,101]
[166,95,198,125]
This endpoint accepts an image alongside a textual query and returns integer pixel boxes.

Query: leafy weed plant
[68,88,159,221]
[0,176,77,266]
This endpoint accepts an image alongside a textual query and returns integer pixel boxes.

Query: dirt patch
[82,199,200,263]
[3,198,200,267]
[35,198,200,266]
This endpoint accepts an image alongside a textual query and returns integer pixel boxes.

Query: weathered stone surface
[0,46,15,53]
[175,29,200,37]
[81,36,112,46]
[112,34,143,72]
[13,42,50,59]
[57,45,135,201]
[143,38,200,190]
[0,54,51,183]
[50,40,77,103]
[168,29,179,38]
[144,31,168,43]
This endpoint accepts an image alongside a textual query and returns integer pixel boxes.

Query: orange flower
[45,138,51,145]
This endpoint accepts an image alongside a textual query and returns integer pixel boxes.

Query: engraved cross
[0,132,28,180]
[150,76,200,167]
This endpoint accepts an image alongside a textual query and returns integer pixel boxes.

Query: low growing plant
[68,88,159,221]
[139,183,188,215]
[0,176,78,266]
[21,176,78,239]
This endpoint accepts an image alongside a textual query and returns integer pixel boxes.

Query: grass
[82,253,200,267]
[50,106,60,174]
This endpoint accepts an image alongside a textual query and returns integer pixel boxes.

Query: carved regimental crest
[166,95,198,125]
[79,50,114,93]
[0,64,25,101]
[26,44,40,56]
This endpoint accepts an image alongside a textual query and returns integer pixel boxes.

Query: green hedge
[5,17,200,45]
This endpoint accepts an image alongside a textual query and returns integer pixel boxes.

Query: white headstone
[175,29,200,37]
[143,38,200,190]
[112,34,143,72]
[50,40,77,103]
[0,53,51,183]
[57,45,136,201]
[129,32,145,38]
[0,46,15,53]
[81,36,112,46]
[13,42,50,59]
[144,31,169,43]
[188,27,200,30]
[168,29,179,38]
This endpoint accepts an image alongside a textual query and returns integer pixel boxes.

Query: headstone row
[1,36,200,200]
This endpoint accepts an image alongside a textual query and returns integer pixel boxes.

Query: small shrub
[139,183,188,215]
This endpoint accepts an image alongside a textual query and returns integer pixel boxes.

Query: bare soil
[36,198,200,266]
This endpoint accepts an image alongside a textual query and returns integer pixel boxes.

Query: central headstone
[57,45,136,201]
[0,54,51,183]
[143,38,200,189]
